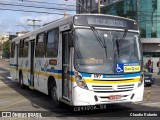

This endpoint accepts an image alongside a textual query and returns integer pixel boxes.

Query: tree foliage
[2,40,10,58]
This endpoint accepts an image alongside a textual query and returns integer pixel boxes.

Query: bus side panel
[34,58,60,95]
[10,44,18,81]
[34,32,61,95]
[10,57,16,80]
[23,41,31,87]
[57,32,62,99]
[34,30,62,96]
[18,57,29,86]
[34,58,47,93]
[18,39,30,87]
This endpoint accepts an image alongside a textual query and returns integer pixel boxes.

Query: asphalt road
[0,59,160,120]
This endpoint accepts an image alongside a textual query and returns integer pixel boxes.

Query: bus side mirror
[68,33,74,47]
[68,38,73,47]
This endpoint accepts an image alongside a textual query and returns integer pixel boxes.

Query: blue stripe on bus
[80,72,141,78]
[68,71,74,75]
[105,73,141,78]
[41,68,62,74]
[10,64,75,76]
[10,64,140,78]
[80,72,91,77]
[10,64,18,67]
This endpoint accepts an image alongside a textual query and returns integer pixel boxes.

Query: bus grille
[92,84,134,93]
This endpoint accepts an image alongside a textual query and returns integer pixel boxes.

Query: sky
[0,0,76,35]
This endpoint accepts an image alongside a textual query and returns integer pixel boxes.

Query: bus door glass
[15,44,19,80]
[30,40,35,88]
[62,31,71,100]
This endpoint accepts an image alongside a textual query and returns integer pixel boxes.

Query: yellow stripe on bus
[33,71,62,79]
[10,66,16,69]
[84,77,140,84]
[10,66,62,79]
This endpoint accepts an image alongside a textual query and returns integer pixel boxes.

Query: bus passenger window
[35,33,46,57]
[10,42,15,58]
[19,39,29,58]
[46,29,59,57]
[23,41,29,57]
[19,40,24,57]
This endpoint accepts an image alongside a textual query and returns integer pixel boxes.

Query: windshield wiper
[115,29,128,58]
[115,38,120,57]
[90,27,106,48]
[90,26,108,59]
[122,28,128,40]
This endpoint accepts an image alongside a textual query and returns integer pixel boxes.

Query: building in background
[0,34,17,58]
[76,0,160,72]
[76,0,122,13]
[16,31,28,36]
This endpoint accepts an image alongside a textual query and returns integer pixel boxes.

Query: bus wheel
[19,74,25,89]
[51,82,60,106]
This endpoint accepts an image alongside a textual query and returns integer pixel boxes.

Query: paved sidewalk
[0,58,10,71]
[151,72,160,79]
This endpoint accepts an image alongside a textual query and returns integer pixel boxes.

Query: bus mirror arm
[68,38,74,47]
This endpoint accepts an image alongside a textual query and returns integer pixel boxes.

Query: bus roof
[12,15,74,42]
[75,14,137,22]
[12,14,138,42]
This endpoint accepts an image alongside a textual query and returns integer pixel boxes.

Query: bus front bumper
[72,84,144,106]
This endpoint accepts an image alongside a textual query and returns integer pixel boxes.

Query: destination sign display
[124,66,140,73]
[74,15,138,30]
[87,17,127,28]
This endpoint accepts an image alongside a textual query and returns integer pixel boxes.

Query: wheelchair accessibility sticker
[116,64,124,73]
[116,62,140,73]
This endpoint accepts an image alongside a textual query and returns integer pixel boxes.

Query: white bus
[10,14,144,106]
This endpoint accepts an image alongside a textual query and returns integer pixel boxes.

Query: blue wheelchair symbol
[116,64,123,73]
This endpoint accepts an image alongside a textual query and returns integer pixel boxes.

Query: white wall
[142,43,160,52]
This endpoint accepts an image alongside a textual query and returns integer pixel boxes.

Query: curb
[146,73,160,79]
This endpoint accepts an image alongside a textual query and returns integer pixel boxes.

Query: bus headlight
[138,75,143,87]
[75,75,88,90]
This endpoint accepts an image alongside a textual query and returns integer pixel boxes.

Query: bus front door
[15,44,19,79]
[62,31,71,101]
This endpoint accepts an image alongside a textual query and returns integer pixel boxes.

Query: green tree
[2,40,10,58]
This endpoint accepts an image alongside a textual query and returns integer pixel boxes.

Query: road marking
[0,99,26,111]
[0,101,10,104]
[141,102,160,107]
[7,77,18,82]
[0,95,25,100]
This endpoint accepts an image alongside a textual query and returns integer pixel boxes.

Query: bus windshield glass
[74,28,141,74]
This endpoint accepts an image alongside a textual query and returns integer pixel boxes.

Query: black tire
[19,73,25,89]
[50,82,61,106]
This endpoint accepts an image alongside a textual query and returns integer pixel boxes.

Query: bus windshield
[74,28,141,74]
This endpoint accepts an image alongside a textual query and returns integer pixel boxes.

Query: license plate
[109,95,121,100]
[145,80,151,82]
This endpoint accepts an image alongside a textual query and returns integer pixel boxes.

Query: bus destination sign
[87,17,127,28]
[74,15,138,30]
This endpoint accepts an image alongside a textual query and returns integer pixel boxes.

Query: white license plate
[109,95,121,100]
[145,80,151,82]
